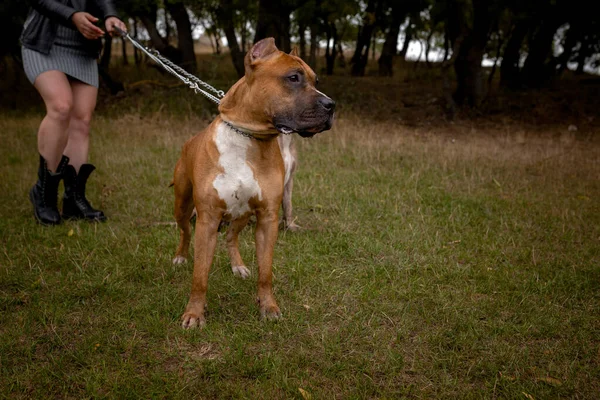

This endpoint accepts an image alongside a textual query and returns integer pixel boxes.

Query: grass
[1,56,599,398]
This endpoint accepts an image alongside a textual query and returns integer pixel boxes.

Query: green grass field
[1,60,599,398]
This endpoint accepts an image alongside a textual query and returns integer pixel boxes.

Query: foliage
[1,0,599,106]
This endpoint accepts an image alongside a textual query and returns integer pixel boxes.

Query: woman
[21,0,126,225]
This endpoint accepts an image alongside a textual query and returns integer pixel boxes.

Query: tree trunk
[218,0,245,78]
[453,0,494,107]
[166,2,197,73]
[425,30,434,67]
[254,0,293,52]
[442,30,450,62]
[309,22,318,70]
[575,37,590,74]
[133,18,141,65]
[240,20,248,52]
[521,19,563,87]
[351,0,379,76]
[488,32,504,86]
[500,20,528,89]
[298,22,307,59]
[371,30,377,61]
[121,37,128,65]
[325,23,338,75]
[520,1,568,88]
[164,10,171,42]
[378,6,403,76]
[399,22,412,61]
[213,30,221,55]
[139,8,168,52]
[100,33,112,69]
[442,33,464,118]
[337,42,346,68]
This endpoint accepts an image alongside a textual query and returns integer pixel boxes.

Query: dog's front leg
[181,211,221,329]
[255,208,282,320]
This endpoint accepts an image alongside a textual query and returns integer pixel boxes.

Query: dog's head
[219,38,335,138]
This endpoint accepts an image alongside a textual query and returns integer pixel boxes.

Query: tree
[351,0,382,76]
[165,0,198,72]
[377,3,406,76]
[216,0,248,77]
[254,0,297,52]
[440,0,502,107]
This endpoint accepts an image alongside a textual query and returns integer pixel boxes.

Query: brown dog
[171,38,335,328]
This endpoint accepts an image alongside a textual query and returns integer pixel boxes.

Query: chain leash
[113,27,276,140]
[114,27,225,105]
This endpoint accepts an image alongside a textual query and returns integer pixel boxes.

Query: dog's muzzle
[275,97,336,138]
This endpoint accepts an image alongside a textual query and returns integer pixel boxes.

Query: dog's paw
[232,265,251,279]
[172,255,187,265]
[260,305,282,321]
[181,312,206,329]
[257,298,282,321]
[284,222,302,232]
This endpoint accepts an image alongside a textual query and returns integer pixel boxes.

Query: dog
[171,38,335,328]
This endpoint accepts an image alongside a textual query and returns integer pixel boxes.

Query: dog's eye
[315,77,319,87]
[288,74,299,83]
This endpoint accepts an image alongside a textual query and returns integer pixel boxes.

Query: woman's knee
[47,99,73,122]
[70,111,93,133]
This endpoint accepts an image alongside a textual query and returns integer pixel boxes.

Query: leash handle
[113,26,127,37]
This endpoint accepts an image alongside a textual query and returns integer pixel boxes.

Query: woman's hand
[71,12,105,40]
[105,17,127,37]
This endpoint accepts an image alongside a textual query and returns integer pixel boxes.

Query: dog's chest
[212,123,262,219]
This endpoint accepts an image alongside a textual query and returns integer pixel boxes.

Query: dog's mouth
[275,124,296,135]
[275,118,333,138]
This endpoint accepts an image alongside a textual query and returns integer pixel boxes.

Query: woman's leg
[63,80,98,172]
[33,71,73,172]
[61,79,105,221]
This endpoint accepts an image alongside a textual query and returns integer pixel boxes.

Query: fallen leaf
[298,388,312,400]
[537,376,562,386]
[68,229,74,237]
[499,372,516,381]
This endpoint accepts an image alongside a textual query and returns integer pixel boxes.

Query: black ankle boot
[29,154,69,225]
[62,164,107,222]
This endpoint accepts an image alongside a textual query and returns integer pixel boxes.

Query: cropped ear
[290,46,299,57]
[244,37,279,79]
[249,37,278,64]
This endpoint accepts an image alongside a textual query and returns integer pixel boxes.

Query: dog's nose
[319,97,336,112]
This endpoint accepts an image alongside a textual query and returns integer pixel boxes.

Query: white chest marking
[213,123,262,219]
[279,135,293,186]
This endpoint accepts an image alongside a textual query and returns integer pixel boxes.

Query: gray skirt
[22,46,99,88]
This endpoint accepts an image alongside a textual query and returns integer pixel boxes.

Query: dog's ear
[290,46,299,57]
[249,38,278,64]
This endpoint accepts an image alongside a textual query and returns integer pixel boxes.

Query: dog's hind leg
[173,161,194,265]
[279,135,300,231]
[282,175,301,231]
[227,216,251,278]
